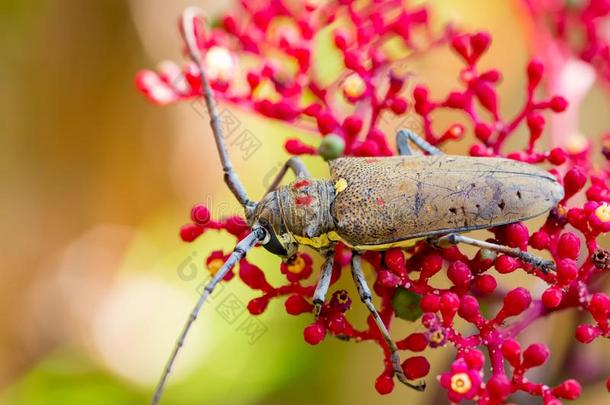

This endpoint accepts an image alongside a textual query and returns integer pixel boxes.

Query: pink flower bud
[500,287,531,318]
[475,274,497,294]
[557,232,580,260]
[552,379,581,400]
[575,324,601,343]
[304,321,326,345]
[191,204,211,225]
[564,167,587,197]
[487,374,512,400]
[421,294,441,313]
[402,356,430,379]
[375,374,394,395]
[397,332,428,352]
[557,259,579,284]
[495,255,518,274]
[529,231,550,250]
[247,297,269,315]
[522,343,549,368]
[501,339,521,366]
[550,96,568,112]
[458,295,481,323]
[527,59,544,88]
[285,294,312,315]
[447,261,473,287]
[589,293,610,324]
[542,287,563,308]
[180,223,204,242]
[421,252,443,279]
[440,292,460,323]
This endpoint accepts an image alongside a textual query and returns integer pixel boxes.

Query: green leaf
[391,287,422,321]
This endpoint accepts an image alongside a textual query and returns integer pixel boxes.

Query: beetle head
[251,192,298,260]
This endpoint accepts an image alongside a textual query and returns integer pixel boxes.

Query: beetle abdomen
[330,156,564,247]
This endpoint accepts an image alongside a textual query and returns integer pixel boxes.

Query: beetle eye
[261,223,288,256]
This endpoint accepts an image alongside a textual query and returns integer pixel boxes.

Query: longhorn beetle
[151,7,564,404]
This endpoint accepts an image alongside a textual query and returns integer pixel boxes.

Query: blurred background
[1,0,609,404]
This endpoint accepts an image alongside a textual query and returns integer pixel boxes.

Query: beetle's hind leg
[312,251,334,318]
[429,233,555,273]
[263,157,310,196]
[396,129,443,156]
[351,252,426,392]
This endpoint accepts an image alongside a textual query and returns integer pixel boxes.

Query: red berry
[470,32,491,60]
[475,274,497,294]
[547,147,567,165]
[239,261,268,290]
[463,349,485,370]
[527,59,544,87]
[474,122,492,142]
[501,287,531,318]
[522,343,549,368]
[557,232,580,260]
[557,259,579,284]
[385,248,406,276]
[398,332,428,352]
[550,96,568,112]
[498,223,529,250]
[530,231,550,250]
[501,339,521,366]
[542,287,563,308]
[191,204,210,225]
[440,292,460,322]
[402,356,430,379]
[180,223,204,242]
[375,374,394,395]
[575,324,600,344]
[247,297,268,315]
[564,167,587,196]
[327,314,347,334]
[458,295,481,323]
[495,255,518,274]
[343,115,363,136]
[447,261,473,287]
[316,113,336,134]
[285,139,316,155]
[390,98,408,114]
[304,322,326,345]
[589,293,610,323]
[552,379,581,400]
[421,294,441,313]
[487,374,512,400]
[285,294,312,315]
[421,252,443,278]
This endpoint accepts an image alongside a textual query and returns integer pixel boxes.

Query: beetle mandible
[151,7,564,404]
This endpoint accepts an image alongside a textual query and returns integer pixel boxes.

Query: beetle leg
[351,253,426,392]
[396,129,443,156]
[263,157,310,196]
[429,233,555,273]
[312,252,334,318]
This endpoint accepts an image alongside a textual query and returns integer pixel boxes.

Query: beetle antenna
[151,228,266,405]
[180,7,255,216]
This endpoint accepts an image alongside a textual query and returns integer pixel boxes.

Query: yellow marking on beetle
[293,231,422,251]
[334,178,348,193]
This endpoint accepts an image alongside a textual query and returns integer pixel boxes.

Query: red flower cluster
[524,0,610,82]
[137,1,610,403]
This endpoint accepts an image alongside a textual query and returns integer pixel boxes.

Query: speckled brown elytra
[151,8,564,404]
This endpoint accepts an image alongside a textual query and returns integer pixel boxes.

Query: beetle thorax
[276,178,336,239]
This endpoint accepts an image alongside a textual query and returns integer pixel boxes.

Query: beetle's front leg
[396,129,443,156]
[351,252,426,392]
[312,251,334,318]
[429,233,555,273]
[263,157,310,196]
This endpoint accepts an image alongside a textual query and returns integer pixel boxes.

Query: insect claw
[313,301,323,319]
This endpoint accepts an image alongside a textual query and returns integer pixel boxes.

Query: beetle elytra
[151,8,564,404]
